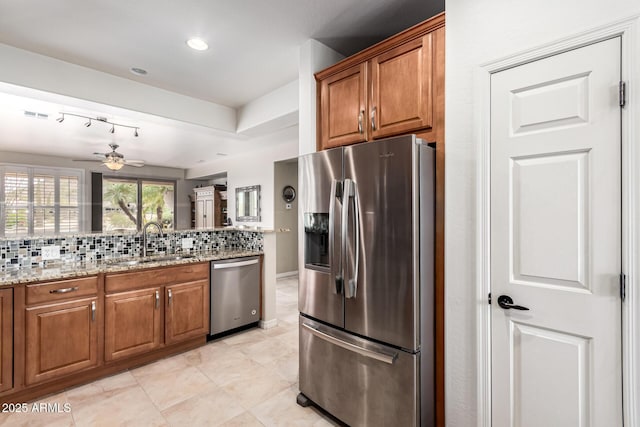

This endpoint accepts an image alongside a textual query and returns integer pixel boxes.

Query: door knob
[497,295,529,311]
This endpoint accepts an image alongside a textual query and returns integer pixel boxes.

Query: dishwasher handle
[213,259,259,269]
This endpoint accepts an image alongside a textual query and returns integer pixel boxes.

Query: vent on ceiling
[24,111,49,120]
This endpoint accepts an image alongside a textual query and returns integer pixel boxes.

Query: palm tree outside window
[102,177,175,232]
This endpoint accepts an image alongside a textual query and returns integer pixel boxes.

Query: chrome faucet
[142,221,163,257]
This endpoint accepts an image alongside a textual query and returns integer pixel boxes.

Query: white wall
[274,159,298,274]
[298,40,344,155]
[186,126,299,229]
[446,2,640,426]
[237,80,299,136]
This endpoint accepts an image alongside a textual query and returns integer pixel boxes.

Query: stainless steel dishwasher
[210,256,260,335]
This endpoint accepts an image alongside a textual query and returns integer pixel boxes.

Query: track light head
[55,112,139,137]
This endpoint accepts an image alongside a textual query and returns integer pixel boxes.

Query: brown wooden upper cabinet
[370,35,432,139]
[319,63,368,148]
[316,13,444,151]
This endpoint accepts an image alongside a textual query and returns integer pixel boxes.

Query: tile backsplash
[0,229,263,271]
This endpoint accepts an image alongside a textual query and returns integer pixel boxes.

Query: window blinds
[1,167,82,236]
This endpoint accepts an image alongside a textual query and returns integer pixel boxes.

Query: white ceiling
[0,82,269,169]
[0,0,443,170]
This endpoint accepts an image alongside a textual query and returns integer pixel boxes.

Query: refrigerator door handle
[329,179,343,294]
[341,178,352,296]
[347,181,360,298]
[302,322,398,365]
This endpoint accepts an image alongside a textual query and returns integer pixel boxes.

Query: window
[0,166,83,237]
[102,177,175,231]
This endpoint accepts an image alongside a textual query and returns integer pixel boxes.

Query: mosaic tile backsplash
[0,229,263,271]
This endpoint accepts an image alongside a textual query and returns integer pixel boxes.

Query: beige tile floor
[0,276,340,427]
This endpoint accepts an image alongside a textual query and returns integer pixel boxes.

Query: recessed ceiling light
[130,67,148,76]
[186,38,209,51]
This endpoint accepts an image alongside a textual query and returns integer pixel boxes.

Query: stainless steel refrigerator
[297,134,435,426]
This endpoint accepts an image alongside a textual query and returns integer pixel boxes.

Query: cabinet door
[195,200,204,228]
[105,288,162,362]
[195,199,214,228]
[204,199,214,228]
[165,280,209,345]
[319,63,368,150]
[25,297,98,385]
[0,289,12,392]
[370,34,433,139]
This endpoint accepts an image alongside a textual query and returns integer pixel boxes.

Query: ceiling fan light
[105,159,124,171]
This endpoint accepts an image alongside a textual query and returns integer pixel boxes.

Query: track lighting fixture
[56,112,140,137]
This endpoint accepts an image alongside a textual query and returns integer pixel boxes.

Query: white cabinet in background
[194,186,215,229]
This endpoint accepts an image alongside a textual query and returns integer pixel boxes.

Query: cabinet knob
[358,110,364,134]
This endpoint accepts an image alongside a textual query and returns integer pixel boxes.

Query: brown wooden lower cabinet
[165,280,209,345]
[25,297,98,385]
[0,289,12,393]
[0,261,218,404]
[105,287,162,362]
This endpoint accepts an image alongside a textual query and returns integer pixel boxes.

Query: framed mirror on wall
[236,185,261,222]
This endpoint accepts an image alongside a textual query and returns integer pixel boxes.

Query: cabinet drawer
[26,276,98,305]
[105,262,209,293]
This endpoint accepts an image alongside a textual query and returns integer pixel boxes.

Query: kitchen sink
[108,254,196,267]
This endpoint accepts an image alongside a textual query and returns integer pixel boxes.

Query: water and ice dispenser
[304,213,329,270]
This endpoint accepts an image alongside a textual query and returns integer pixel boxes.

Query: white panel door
[491,37,622,427]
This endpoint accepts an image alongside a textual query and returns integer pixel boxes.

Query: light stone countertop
[0,249,262,287]
[198,226,291,233]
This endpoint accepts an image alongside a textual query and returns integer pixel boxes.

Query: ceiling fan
[74,143,145,171]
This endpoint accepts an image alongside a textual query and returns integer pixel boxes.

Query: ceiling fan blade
[124,160,145,167]
[77,144,145,168]
[72,159,104,163]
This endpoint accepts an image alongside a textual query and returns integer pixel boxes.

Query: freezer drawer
[299,316,426,426]
[210,257,260,335]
